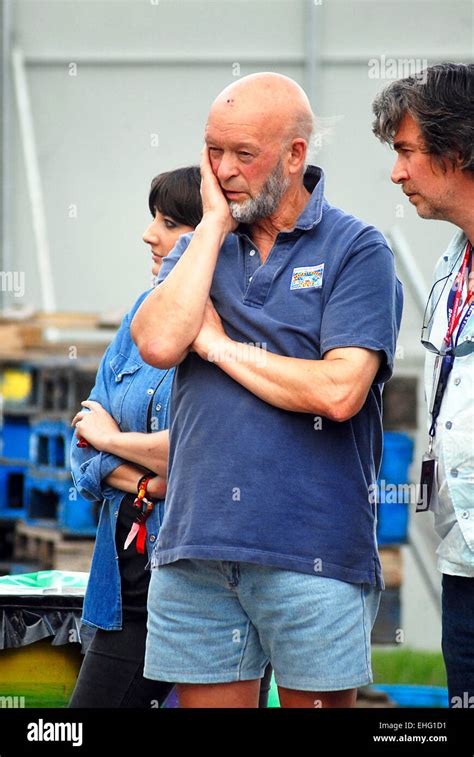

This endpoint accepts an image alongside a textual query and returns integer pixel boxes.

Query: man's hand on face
[200,145,238,235]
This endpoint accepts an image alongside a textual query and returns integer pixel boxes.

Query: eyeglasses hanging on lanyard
[421,241,474,358]
[427,241,473,441]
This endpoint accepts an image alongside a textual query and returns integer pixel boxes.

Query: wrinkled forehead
[205,99,284,148]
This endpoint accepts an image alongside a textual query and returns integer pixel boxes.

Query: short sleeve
[320,240,403,384]
[157,232,194,285]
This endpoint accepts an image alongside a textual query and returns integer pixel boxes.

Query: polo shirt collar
[235,164,325,237]
[295,165,325,230]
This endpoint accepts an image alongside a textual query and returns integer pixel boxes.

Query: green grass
[372,648,447,688]
[0,682,74,708]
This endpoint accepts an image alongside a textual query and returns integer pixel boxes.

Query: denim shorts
[144,559,381,691]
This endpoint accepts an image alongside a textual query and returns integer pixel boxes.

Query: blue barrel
[376,432,414,545]
[379,432,415,486]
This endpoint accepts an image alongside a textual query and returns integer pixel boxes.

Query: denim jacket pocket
[109,352,143,424]
[110,351,142,381]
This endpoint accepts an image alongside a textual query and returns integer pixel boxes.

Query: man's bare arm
[191,299,383,421]
[198,337,382,421]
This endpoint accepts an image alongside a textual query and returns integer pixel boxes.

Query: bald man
[131,73,403,708]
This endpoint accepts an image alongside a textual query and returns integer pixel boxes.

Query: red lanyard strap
[444,241,473,346]
[123,475,156,554]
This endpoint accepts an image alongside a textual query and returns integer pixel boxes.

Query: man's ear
[288,138,307,174]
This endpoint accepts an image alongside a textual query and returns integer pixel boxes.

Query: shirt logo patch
[290,264,324,290]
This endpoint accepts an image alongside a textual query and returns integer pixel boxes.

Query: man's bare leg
[177,680,261,708]
[278,686,357,708]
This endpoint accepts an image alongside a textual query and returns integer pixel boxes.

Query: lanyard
[428,242,473,442]
[444,241,473,348]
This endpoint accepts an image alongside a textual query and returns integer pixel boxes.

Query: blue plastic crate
[371,684,448,708]
[29,419,74,471]
[25,470,98,536]
[0,416,31,462]
[376,432,414,545]
[0,459,27,519]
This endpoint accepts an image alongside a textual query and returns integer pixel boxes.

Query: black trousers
[69,614,274,708]
[442,574,474,707]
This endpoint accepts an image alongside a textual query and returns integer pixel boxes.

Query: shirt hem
[437,558,474,578]
[151,544,383,588]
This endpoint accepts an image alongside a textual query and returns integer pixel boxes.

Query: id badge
[417,454,439,513]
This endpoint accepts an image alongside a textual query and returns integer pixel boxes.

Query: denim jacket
[70,288,175,630]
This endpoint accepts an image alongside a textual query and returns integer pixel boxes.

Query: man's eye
[209,147,222,154]
[239,152,252,158]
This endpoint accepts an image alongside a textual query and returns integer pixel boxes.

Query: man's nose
[391,156,408,185]
[216,153,239,183]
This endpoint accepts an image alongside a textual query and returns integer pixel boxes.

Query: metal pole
[305,0,317,108]
[1,0,13,309]
[304,0,323,163]
[408,526,442,614]
[25,52,305,67]
[386,225,430,317]
[12,45,56,312]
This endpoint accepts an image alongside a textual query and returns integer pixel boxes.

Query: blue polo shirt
[151,165,403,588]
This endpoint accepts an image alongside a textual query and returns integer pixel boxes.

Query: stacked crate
[0,359,98,537]
[0,365,35,521]
[27,418,97,536]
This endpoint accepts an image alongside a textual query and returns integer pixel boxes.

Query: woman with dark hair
[68,167,200,708]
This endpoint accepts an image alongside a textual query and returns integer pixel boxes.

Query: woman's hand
[71,400,121,452]
[200,145,238,235]
[146,475,167,500]
[191,298,231,361]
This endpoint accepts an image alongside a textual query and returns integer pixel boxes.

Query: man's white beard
[228,158,290,224]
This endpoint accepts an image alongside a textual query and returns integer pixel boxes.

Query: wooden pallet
[379,546,403,588]
[14,521,94,572]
